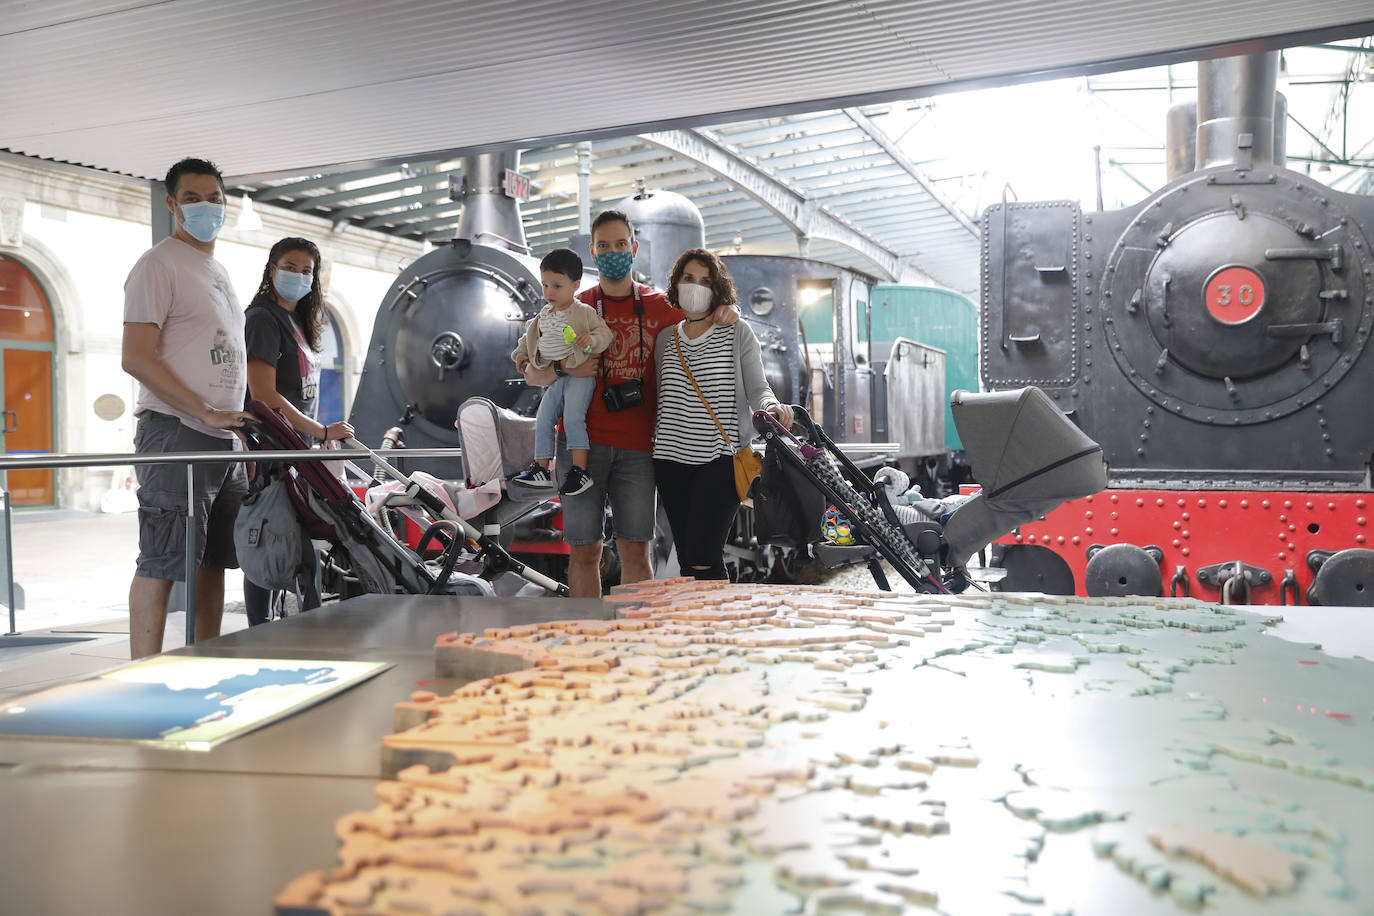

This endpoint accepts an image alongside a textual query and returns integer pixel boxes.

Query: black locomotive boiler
[980,51,1374,606]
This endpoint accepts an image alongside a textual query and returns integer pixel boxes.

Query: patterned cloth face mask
[594,250,634,282]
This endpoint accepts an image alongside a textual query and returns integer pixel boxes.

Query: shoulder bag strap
[674,326,734,450]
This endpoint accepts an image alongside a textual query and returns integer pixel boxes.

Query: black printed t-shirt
[244,295,321,421]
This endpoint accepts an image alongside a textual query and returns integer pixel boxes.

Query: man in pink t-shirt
[121,157,252,658]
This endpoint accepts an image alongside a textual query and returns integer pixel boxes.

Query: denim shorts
[555,434,656,546]
[133,412,248,580]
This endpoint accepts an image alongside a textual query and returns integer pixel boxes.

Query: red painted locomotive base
[978,487,1372,606]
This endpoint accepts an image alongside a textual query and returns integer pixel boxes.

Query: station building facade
[0,154,423,511]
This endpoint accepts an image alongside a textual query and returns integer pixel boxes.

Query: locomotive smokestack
[1195,51,1279,170]
[1165,100,1198,182]
[454,151,529,251]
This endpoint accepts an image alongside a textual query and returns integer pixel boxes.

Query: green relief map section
[276,586,1373,915]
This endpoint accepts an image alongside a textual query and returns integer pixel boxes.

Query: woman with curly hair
[243,237,352,624]
[653,248,794,579]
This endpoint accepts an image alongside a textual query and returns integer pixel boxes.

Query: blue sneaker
[559,465,594,496]
[511,462,554,489]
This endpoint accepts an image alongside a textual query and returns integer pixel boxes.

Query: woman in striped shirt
[653,249,794,579]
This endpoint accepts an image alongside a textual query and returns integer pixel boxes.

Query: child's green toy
[563,325,592,353]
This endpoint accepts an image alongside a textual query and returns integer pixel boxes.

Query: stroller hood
[943,387,1107,568]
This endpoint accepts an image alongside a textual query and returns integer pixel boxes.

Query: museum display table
[0,595,611,916]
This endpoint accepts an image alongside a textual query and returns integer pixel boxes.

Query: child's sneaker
[511,462,554,489]
[559,465,593,496]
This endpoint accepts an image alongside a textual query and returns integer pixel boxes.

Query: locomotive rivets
[1137,448,1145,456]
[1110,528,1119,537]
[1198,499,1207,509]
[1358,499,1367,509]
[1136,499,1145,507]
[1306,501,1315,510]
[1085,510,1094,519]
[1181,531,1190,539]
[1327,448,1335,457]
[1181,548,1190,557]
[1110,495,1119,504]
[1173,521,1182,530]
[1359,534,1367,544]
[1057,536,1065,545]
[1262,500,1271,508]
[1327,502,1336,511]
[1156,499,1165,507]
[1279,532,1287,541]
[1280,514,1288,522]
[1085,527,1094,536]
[1358,517,1367,526]
[1182,511,1191,520]
[1178,499,1187,508]
[1240,500,1248,508]
[1285,500,1293,508]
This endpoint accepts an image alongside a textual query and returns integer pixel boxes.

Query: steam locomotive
[980,51,1374,606]
[347,151,968,583]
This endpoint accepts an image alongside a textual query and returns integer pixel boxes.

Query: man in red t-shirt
[517,209,736,597]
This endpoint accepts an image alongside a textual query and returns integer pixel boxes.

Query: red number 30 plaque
[1204,266,1265,325]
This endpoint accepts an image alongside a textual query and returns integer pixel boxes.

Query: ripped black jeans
[654,455,738,580]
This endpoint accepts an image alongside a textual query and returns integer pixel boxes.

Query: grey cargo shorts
[133,411,248,580]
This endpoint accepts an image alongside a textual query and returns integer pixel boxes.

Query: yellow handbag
[674,328,762,501]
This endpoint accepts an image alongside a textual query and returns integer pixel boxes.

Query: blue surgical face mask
[273,268,313,302]
[178,201,225,243]
[594,250,634,282]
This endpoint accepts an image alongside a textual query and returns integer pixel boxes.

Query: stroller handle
[753,406,824,459]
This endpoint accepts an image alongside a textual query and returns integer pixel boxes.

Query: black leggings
[654,456,739,580]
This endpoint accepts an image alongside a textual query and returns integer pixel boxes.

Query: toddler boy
[511,249,613,495]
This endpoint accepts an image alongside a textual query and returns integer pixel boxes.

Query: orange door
[0,257,58,507]
[3,348,55,506]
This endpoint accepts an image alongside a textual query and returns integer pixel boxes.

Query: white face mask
[677,282,713,315]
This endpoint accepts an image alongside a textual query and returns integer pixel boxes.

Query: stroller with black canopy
[750,387,1108,592]
[238,400,567,603]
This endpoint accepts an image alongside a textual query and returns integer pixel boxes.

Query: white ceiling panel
[2,0,1372,180]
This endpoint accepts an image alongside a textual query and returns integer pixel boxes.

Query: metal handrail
[0,448,462,471]
[0,445,464,646]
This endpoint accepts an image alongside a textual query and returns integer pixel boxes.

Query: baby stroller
[240,400,567,600]
[750,387,1108,592]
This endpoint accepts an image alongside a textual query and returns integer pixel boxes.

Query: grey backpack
[234,477,310,590]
